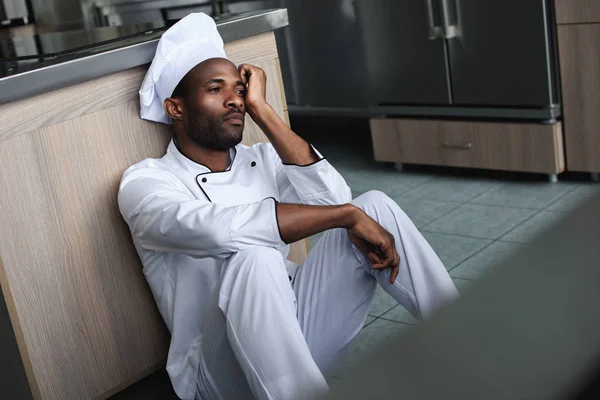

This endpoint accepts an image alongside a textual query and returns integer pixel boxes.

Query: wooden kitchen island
[0,9,305,399]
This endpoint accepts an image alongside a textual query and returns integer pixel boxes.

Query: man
[118,13,458,400]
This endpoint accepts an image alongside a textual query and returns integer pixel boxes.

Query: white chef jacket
[118,139,352,399]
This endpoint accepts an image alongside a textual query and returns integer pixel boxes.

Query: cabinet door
[448,0,558,108]
[558,24,600,172]
[355,0,451,105]
[555,0,600,24]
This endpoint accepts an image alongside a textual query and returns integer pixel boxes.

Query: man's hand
[239,64,268,117]
[347,208,400,284]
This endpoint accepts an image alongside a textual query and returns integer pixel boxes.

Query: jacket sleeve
[265,144,353,205]
[118,168,285,259]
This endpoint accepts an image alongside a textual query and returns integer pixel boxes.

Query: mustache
[223,108,245,119]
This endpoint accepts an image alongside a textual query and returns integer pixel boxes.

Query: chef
[118,12,459,400]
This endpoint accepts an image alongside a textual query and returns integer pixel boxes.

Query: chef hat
[139,13,228,124]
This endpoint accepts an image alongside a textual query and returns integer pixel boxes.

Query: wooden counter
[0,30,306,399]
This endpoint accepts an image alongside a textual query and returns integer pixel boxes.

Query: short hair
[171,75,190,99]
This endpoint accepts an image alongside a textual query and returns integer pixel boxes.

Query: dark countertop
[0,8,288,103]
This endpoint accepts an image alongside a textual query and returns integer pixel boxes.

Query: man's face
[179,58,246,150]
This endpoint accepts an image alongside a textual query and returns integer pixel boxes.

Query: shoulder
[119,157,183,191]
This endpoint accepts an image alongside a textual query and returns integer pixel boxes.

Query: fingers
[238,64,250,85]
[390,265,400,284]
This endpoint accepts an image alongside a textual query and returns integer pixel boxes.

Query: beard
[186,110,244,150]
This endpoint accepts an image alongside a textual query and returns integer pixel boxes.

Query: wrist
[247,101,272,122]
[339,204,361,230]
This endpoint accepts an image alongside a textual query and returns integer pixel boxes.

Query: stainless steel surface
[425,0,442,40]
[355,0,452,106]
[440,0,458,39]
[372,104,562,121]
[0,8,288,103]
[441,141,472,150]
[447,0,559,108]
[1,0,29,20]
[30,0,84,32]
[354,0,561,121]
[272,0,369,109]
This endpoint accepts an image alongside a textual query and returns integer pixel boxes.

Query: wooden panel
[0,101,172,400]
[241,57,287,145]
[0,32,278,141]
[0,30,308,399]
[555,0,600,24]
[371,119,564,174]
[370,118,401,162]
[558,24,600,172]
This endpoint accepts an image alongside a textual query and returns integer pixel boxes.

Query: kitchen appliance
[355,0,561,121]
[0,0,34,28]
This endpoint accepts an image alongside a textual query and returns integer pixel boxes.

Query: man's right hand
[346,208,401,284]
[276,202,400,284]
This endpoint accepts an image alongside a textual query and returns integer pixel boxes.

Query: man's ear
[164,97,185,121]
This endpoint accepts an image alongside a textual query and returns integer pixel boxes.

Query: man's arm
[276,202,401,283]
[239,64,319,166]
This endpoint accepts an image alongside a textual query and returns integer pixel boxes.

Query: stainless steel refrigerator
[355,0,561,121]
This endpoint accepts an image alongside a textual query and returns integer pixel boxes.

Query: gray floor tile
[344,170,434,198]
[404,176,499,202]
[423,203,536,239]
[379,277,477,324]
[469,181,576,209]
[332,319,412,379]
[364,315,376,327]
[422,231,493,270]
[500,211,570,244]
[380,305,419,325]
[450,241,527,280]
[546,185,600,212]
[392,196,461,228]
[452,277,477,295]
[368,286,398,317]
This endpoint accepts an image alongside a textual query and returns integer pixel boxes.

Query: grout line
[496,238,530,245]
[541,185,582,211]
[466,200,551,211]
[446,239,499,274]
[495,208,547,242]
[377,317,418,327]
[417,202,466,231]
[419,228,497,241]
[363,317,378,328]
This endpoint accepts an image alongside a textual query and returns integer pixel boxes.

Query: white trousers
[195,191,459,400]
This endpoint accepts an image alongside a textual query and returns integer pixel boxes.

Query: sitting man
[118,13,459,400]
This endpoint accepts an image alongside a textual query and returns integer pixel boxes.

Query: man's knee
[225,247,287,282]
[352,190,394,212]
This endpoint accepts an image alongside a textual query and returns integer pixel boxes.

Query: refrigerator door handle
[440,0,459,39]
[425,0,443,40]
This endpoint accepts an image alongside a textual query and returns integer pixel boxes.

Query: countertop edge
[0,8,288,104]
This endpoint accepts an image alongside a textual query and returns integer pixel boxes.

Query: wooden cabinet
[371,119,565,174]
[555,0,600,24]
[0,31,305,400]
[557,24,600,173]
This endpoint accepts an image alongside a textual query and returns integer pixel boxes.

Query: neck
[174,134,232,172]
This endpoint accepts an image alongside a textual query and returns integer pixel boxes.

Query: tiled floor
[294,116,600,383]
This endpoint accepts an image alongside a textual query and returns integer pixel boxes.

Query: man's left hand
[239,64,268,116]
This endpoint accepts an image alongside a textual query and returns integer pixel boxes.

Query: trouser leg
[293,191,459,375]
[197,247,328,400]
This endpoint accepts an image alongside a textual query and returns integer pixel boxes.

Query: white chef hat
[139,13,228,124]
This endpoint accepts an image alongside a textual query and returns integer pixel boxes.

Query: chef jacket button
[201,177,207,183]
[251,161,256,167]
